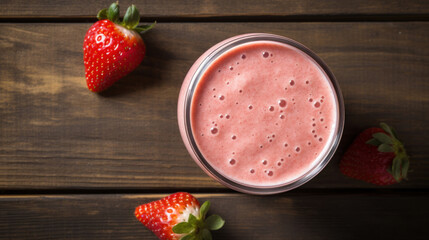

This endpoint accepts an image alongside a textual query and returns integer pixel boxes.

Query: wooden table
[1,1,428,239]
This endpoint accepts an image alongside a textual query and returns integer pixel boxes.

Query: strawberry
[83,2,155,92]
[340,123,410,185]
[135,192,225,240]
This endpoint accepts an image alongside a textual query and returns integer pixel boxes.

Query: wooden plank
[1,0,429,18]
[0,193,427,239]
[0,22,428,190]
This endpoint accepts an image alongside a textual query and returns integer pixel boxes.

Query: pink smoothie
[189,41,337,186]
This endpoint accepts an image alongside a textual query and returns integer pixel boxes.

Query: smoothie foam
[190,41,337,186]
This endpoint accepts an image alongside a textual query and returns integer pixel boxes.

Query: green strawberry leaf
[205,215,225,230]
[123,4,140,29]
[97,8,108,20]
[188,213,197,226]
[378,143,394,153]
[373,132,393,145]
[181,233,196,240]
[392,155,402,182]
[390,126,399,139]
[199,201,210,220]
[201,228,212,240]
[135,21,156,34]
[107,2,120,23]
[173,222,194,234]
[366,138,382,146]
[380,122,394,137]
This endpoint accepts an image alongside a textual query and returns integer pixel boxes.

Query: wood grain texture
[0,193,428,239]
[1,0,429,18]
[0,22,428,190]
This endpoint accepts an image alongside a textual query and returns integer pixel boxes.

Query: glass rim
[181,33,345,194]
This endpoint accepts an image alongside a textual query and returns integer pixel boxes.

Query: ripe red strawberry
[135,192,225,240]
[83,2,155,92]
[340,123,410,185]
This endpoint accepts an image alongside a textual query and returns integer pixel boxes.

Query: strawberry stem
[366,123,410,182]
[98,2,155,34]
[172,201,225,240]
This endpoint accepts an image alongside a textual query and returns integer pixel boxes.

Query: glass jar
[177,33,344,194]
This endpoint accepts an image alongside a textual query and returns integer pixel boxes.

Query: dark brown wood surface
[1,193,428,239]
[1,0,429,18]
[1,22,428,190]
[1,0,428,239]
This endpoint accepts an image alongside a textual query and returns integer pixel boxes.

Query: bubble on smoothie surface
[262,160,268,165]
[319,138,323,142]
[306,80,309,84]
[211,127,218,134]
[280,114,285,119]
[309,98,313,102]
[231,135,237,140]
[241,54,246,59]
[284,143,288,147]
[219,114,223,118]
[225,114,230,119]
[295,147,301,152]
[219,95,225,100]
[262,51,269,58]
[250,169,255,174]
[269,106,275,112]
[229,66,234,70]
[314,102,321,108]
[277,162,282,166]
[290,80,295,86]
[229,158,236,165]
[267,171,274,176]
[278,99,287,108]
[248,105,253,110]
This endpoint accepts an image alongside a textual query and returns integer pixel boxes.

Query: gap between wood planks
[1,188,427,195]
